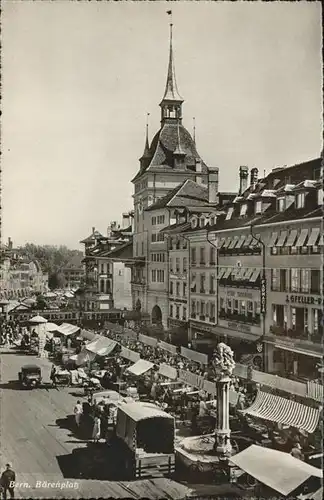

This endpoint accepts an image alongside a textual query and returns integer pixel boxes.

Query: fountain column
[214,374,232,456]
[211,342,235,457]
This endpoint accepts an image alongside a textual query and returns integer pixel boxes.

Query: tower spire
[139,113,151,167]
[160,14,184,123]
[193,117,196,144]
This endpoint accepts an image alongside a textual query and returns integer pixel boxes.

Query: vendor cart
[55,369,71,386]
[115,401,175,479]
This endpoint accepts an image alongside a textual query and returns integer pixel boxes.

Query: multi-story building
[0,239,48,299]
[61,255,85,290]
[130,23,211,328]
[79,213,133,314]
[185,157,322,380]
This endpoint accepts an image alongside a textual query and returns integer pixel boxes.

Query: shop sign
[226,290,253,299]
[227,321,252,333]
[286,295,322,305]
[260,278,266,314]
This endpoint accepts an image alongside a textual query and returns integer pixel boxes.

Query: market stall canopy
[29,315,47,324]
[45,322,59,333]
[118,402,174,423]
[120,347,140,363]
[127,359,154,376]
[85,336,117,357]
[180,346,208,365]
[76,349,96,366]
[79,329,97,342]
[230,445,322,496]
[57,323,80,336]
[240,391,320,434]
[158,363,178,380]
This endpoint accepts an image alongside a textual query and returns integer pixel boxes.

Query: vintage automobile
[18,364,42,389]
[115,401,175,479]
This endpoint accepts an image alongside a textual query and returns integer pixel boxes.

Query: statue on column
[211,343,235,456]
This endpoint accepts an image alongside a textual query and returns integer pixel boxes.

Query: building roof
[146,179,208,212]
[107,241,133,260]
[80,229,105,244]
[132,122,208,182]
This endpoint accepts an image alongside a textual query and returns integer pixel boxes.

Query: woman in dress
[92,415,101,443]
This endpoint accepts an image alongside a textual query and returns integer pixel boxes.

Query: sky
[2,0,322,250]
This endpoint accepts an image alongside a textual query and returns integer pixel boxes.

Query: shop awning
[268,232,278,248]
[230,445,322,497]
[243,234,253,247]
[45,322,59,333]
[127,359,154,376]
[318,232,324,246]
[243,268,254,280]
[228,236,239,249]
[295,228,309,247]
[235,268,246,280]
[223,238,231,248]
[285,229,298,247]
[217,267,226,279]
[85,336,117,357]
[235,234,246,248]
[274,343,323,359]
[250,234,261,247]
[158,363,178,380]
[240,391,320,433]
[249,269,261,282]
[218,238,226,249]
[307,228,320,246]
[223,268,232,279]
[57,323,80,336]
[276,231,287,247]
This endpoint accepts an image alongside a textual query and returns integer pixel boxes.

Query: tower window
[296,192,305,209]
[226,207,234,220]
[240,204,248,216]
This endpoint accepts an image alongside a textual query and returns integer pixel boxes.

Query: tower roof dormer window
[226,207,234,220]
[296,192,305,209]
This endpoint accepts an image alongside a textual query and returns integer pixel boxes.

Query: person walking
[50,365,57,388]
[92,415,101,444]
[0,463,16,499]
[74,400,83,428]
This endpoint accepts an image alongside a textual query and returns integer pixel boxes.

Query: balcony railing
[219,310,261,325]
[269,324,323,342]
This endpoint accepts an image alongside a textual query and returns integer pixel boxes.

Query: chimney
[239,166,249,194]
[8,237,13,250]
[208,167,219,204]
[92,226,95,234]
[122,213,130,229]
[250,168,258,187]
[195,159,203,185]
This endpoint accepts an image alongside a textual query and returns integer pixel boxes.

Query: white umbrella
[29,315,48,324]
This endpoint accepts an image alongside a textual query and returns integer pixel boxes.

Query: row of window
[151,252,166,262]
[191,300,216,321]
[191,246,216,266]
[135,179,148,193]
[170,281,187,297]
[220,297,261,316]
[151,232,164,243]
[170,257,187,273]
[169,304,187,321]
[99,279,112,294]
[271,268,321,294]
[170,238,187,250]
[152,215,165,226]
[191,273,216,294]
[224,189,323,221]
[272,304,323,336]
[151,269,165,283]
[271,246,321,255]
[99,263,111,274]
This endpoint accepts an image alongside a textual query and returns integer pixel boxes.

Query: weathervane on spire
[166,9,173,25]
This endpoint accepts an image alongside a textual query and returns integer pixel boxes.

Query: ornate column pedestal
[214,375,232,457]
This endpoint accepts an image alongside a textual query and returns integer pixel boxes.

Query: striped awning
[235,234,246,248]
[295,228,309,247]
[218,238,226,249]
[285,229,298,247]
[276,231,287,247]
[249,269,261,282]
[223,267,232,279]
[250,234,261,247]
[223,238,231,248]
[217,267,226,279]
[240,391,320,434]
[307,228,320,246]
[243,234,253,247]
[268,232,278,248]
[243,268,255,280]
[228,236,240,249]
